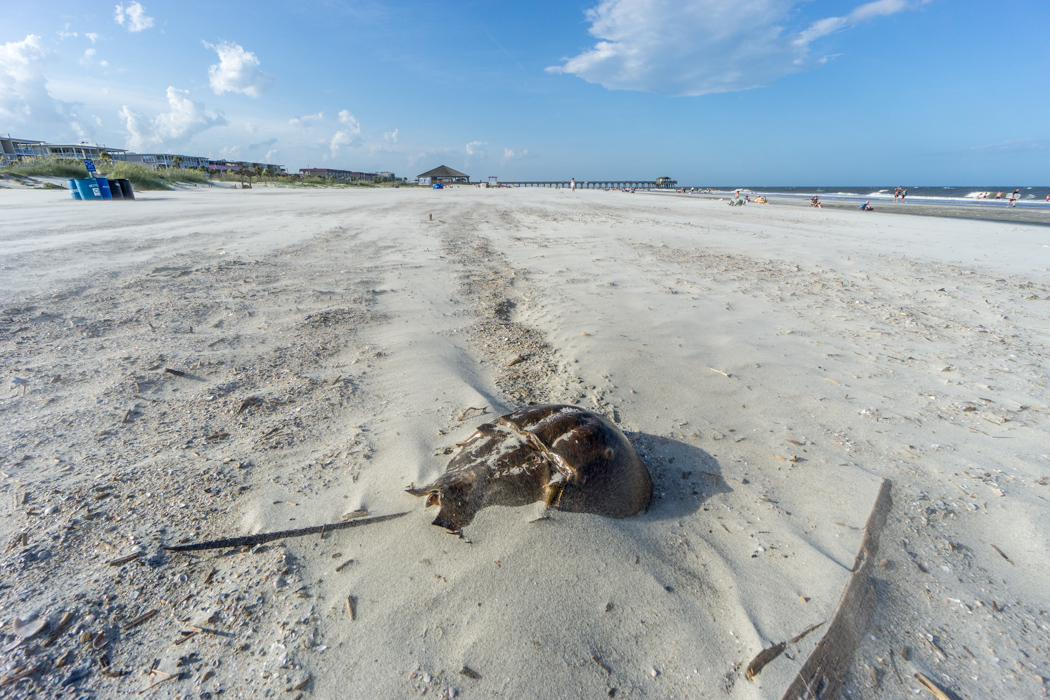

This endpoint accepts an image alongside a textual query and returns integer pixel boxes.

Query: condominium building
[1,135,128,164]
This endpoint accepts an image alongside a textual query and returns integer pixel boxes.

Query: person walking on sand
[1009,189,1020,207]
[894,186,901,203]
[570,178,576,193]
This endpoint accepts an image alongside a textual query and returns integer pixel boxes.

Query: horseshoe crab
[407,404,652,531]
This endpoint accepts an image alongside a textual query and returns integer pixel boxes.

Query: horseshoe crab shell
[407,404,652,531]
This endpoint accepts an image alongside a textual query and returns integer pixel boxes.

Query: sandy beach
[1,185,1048,698]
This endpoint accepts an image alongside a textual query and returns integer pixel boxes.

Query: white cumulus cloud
[329,111,363,155]
[119,86,226,150]
[383,128,399,143]
[204,41,274,97]
[0,34,82,133]
[465,140,487,157]
[329,131,354,156]
[114,2,155,33]
[500,148,528,166]
[289,111,324,127]
[86,33,100,43]
[548,0,924,96]
[338,110,360,130]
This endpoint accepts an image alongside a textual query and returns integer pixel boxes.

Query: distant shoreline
[646,191,1050,226]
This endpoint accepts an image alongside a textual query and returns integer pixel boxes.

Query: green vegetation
[0,157,218,189]
[96,162,171,190]
[4,157,89,179]
[2,156,410,190]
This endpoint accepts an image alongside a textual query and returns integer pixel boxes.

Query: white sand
[1,185,1048,698]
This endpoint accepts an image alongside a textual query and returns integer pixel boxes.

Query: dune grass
[2,157,221,189]
[5,157,90,179]
[96,162,171,190]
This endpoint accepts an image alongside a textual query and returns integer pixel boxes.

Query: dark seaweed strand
[162,511,411,552]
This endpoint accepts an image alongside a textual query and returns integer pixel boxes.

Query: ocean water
[699,186,1050,209]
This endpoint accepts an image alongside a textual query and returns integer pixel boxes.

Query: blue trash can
[433,183,444,189]
[75,178,102,200]
[96,177,113,200]
[67,179,81,200]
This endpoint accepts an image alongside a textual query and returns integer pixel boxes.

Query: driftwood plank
[781,478,893,699]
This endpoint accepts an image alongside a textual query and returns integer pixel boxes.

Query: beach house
[1,136,129,165]
[298,168,376,182]
[417,165,470,184]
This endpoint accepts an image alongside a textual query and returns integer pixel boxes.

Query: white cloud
[407,147,456,168]
[329,130,360,156]
[86,33,100,43]
[383,128,399,143]
[265,149,279,162]
[58,30,78,41]
[548,0,923,96]
[465,140,487,157]
[289,111,324,127]
[338,110,360,130]
[204,41,274,97]
[80,48,97,66]
[114,2,155,33]
[500,148,528,165]
[119,86,226,150]
[0,34,78,131]
[329,111,363,155]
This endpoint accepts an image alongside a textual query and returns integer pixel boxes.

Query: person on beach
[570,178,576,192]
[894,187,901,203]
[901,189,907,201]
[1009,189,1020,207]
[860,201,874,211]
[810,195,822,208]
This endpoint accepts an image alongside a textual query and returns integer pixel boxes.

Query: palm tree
[172,155,184,169]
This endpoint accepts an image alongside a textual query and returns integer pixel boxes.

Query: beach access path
[1,186,1048,698]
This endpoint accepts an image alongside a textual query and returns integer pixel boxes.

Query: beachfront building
[418,165,469,184]
[298,168,376,182]
[128,153,211,169]
[1,134,284,174]
[655,176,677,187]
[1,136,129,165]
[212,160,285,175]
[1,137,48,164]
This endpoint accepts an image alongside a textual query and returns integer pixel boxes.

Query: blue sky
[2,1,1047,184]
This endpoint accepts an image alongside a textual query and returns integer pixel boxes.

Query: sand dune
[1,186,1047,698]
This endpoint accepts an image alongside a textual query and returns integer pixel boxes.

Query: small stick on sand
[108,551,142,566]
[745,621,824,681]
[458,406,488,421]
[914,671,953,700]
[708,367,731,378]
[162,511,410,552]
[345,595,356,621]
[989,543,1014,565]
[123,609,158,631]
